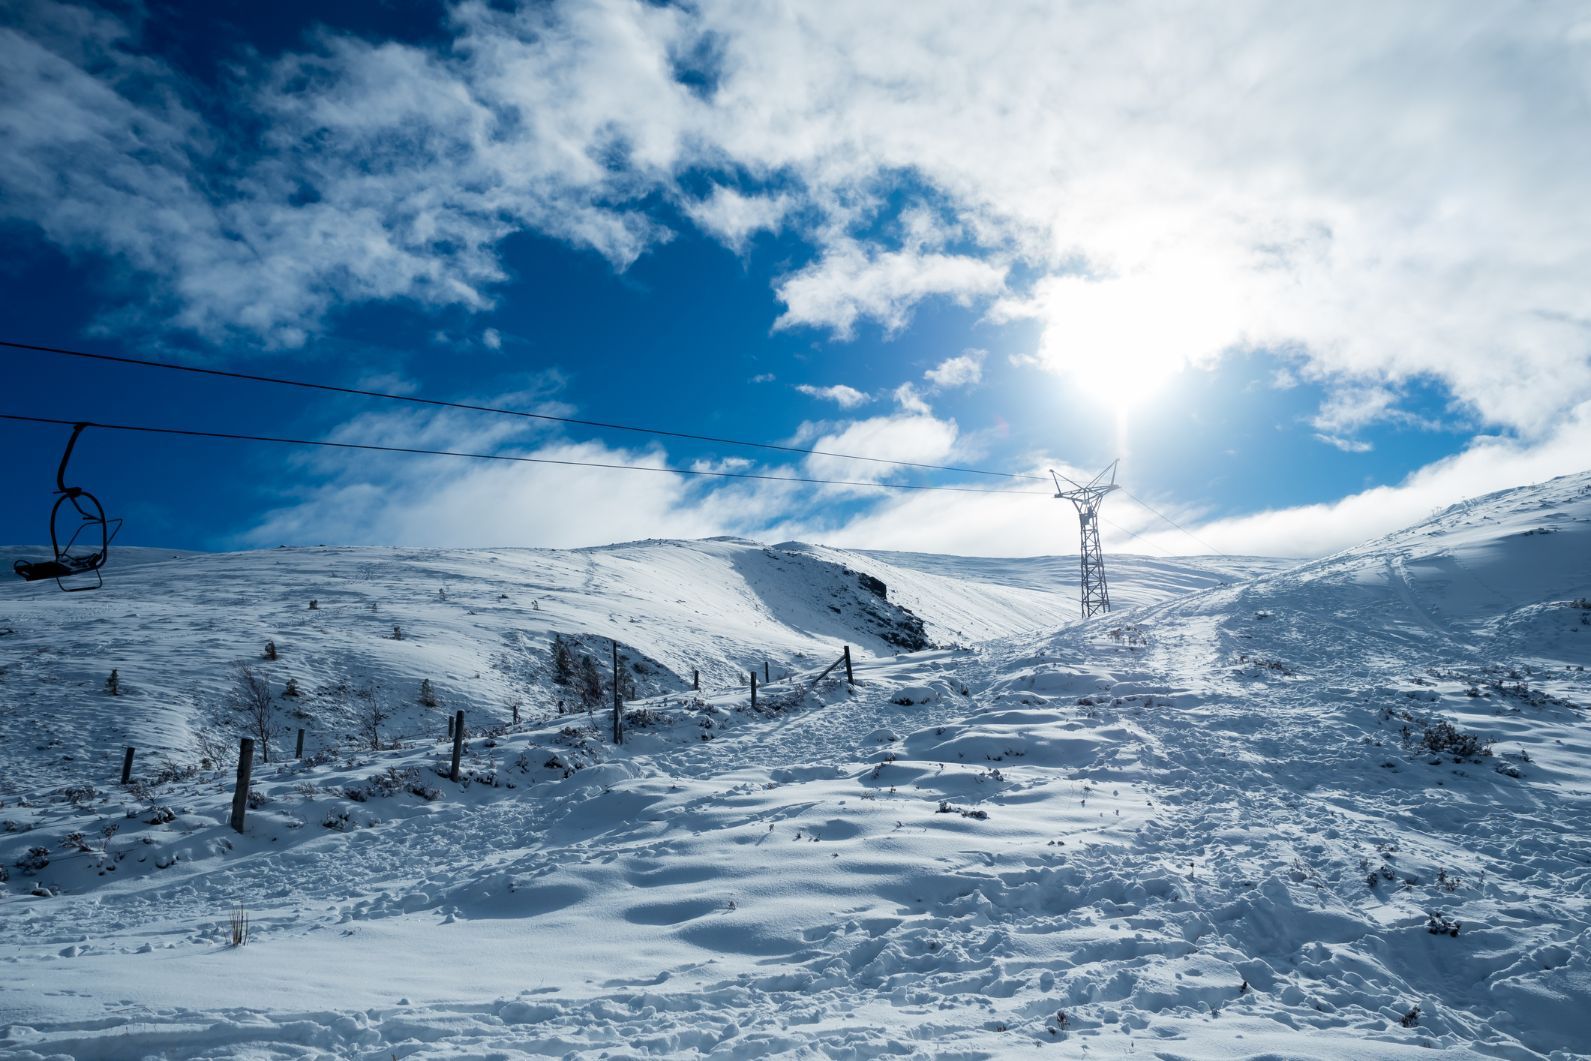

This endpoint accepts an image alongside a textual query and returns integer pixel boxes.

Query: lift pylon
[1051,460,1119,618]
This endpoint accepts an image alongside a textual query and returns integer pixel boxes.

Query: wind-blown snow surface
[0,485,1587,1058]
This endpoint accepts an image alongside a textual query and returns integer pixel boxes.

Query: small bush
[17,846,49,872]
[106,669,120,696]
[144,806,176,825]
[322,809,353,831]
[1415,720,1492,760]
[229,905,249,947]
[1400,1005,1421,1028]
[418,679,439,708]
[263,640,278,661]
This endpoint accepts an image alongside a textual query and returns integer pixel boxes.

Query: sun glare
[1035,261,1243,419]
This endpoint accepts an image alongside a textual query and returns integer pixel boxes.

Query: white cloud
[1314,434,1375,454]
[773,244,1007,338]
[6,0,1591,434]
[1119,403,1591,557]
[798,411,958,485]
[794,383,869,409]
[892,383,931,416]
[482,328,502,350]
[684,185,790,251]
[924,349,985,389]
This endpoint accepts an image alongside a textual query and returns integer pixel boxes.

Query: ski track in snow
[1,480,1590,1058]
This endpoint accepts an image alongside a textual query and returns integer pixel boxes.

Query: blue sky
[3,1,1589,557]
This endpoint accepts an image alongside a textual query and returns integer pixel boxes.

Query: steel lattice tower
[1052,460,1120,618]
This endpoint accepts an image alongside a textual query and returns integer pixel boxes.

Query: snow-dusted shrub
[144,806,176,825]
[17,846,49,872]
[322,809,353,831]
[623,707,666,728]
[1426,912,1461,937]
[106,669,120,696]
[418,679,438,708]
[1413,720,1492,760]
[61,783,98,806]
[246,789,268,810]
[263,640,278,661]
[1400,1005,1421,1028]
[342,786,368,803]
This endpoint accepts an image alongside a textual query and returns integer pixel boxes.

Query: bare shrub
[230,664,280,764]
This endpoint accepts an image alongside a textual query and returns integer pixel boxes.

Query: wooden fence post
[750,670,757,709]
[844,645,854,686]
[693,668,699,691]
[121,746,135,785]
[612,639,623,745]
[229,737,254,834]
[450,710,465,782]
[295,728,305,760]
[764,660,770,683]
[447,714,454,740]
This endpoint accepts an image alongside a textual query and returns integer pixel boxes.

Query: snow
[1,476,1588,1058]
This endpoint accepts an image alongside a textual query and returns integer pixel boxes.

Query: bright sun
[1032,259,1243,417]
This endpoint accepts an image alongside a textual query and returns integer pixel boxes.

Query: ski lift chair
[13,423,121,591]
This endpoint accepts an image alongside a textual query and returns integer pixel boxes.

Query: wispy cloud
[794,383,869,409]
[924,349,986,389]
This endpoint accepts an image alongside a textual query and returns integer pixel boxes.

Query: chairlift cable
[0,412,1050,496]
[0,339,1052,482]
[1119,488,1231,558]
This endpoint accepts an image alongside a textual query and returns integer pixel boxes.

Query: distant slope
[784,542,1292,643]
[0,537,1278,795]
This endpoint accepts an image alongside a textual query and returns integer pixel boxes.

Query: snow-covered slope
[0,537,1270,795]
[1,476,1588,1058]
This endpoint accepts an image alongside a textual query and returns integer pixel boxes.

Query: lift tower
[1052,460,1120,618]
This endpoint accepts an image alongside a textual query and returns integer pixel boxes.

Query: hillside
[0,538,1275,796]
[1,476,1588,1058]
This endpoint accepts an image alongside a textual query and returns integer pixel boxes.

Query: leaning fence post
[450,710,465,782]
[229,737,254,834]
[295,728,305,760]
[121,746,135,785]
[843,645,854,685]
[612,639,623,745]
[750,670,757,709]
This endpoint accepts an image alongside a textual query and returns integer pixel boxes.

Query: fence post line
[750,670,758,710]
[295,728,305,760]
[612,639,623,745]
[121,746,135,785]
[229,737,254,834]
[449,710,465,782]
[844,645,854,686]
